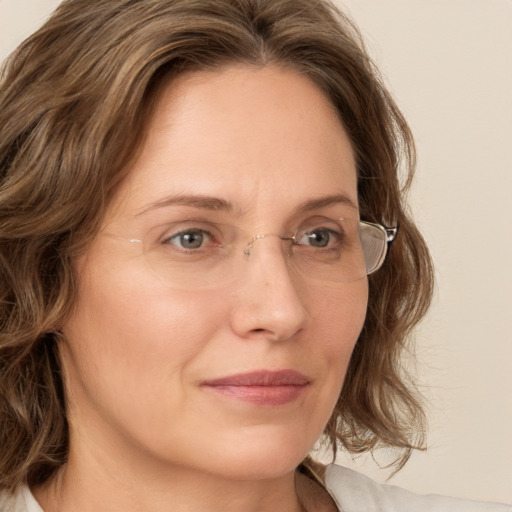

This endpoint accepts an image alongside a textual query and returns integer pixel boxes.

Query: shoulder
[324,464,511,512]
[0,485,43,512]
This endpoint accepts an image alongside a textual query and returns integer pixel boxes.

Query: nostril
[247,327,279,342]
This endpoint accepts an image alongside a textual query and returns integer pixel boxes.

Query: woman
[0,1,509,511]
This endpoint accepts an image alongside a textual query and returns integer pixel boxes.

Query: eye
[300,228,334,247]
[164,228,215,250]
[297,227,343,249]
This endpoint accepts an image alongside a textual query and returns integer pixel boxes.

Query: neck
[31,406,337,512]
[33,464,339,512]
[32,451,307,512]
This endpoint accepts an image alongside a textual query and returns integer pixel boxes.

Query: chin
[194,429,314,481]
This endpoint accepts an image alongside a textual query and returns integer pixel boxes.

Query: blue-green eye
[298,228,340,248]
[167,229,210,250]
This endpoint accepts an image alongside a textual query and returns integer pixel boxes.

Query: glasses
[104,217,397,290]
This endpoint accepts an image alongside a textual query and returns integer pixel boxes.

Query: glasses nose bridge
[242,232,295,257]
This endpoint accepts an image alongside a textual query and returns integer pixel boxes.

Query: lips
[201,370,310,406]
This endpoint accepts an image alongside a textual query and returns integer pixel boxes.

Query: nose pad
[243,233,295,257]
[243,234,270,256]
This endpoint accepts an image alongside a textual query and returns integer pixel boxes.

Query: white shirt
[324,464,511,512]
[1,464,510,511]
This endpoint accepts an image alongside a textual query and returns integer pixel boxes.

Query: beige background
[1,0,511,504]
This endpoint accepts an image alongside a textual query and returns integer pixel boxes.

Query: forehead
[111,64,357,222]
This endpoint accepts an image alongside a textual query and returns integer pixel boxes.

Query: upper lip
[201,370,310,387]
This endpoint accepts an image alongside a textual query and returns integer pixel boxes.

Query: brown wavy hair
[0,0,433,491]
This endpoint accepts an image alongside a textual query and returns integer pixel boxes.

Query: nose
[229,236,309,342]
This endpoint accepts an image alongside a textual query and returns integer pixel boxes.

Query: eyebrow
[136,194,237,216]
[137,192,358,217]
[292,194,359,215]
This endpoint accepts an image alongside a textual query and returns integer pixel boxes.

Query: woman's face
[60,64,368,481]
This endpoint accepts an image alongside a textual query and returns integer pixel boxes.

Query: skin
[35,64,368,512]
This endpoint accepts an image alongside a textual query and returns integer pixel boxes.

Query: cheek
[311,279,368,351]
[310,280,368,397]
[60,254,227,421]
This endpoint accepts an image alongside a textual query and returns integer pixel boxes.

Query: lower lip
[203,384,308,406]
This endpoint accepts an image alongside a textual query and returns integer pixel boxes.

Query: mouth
[200,370,311,406]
